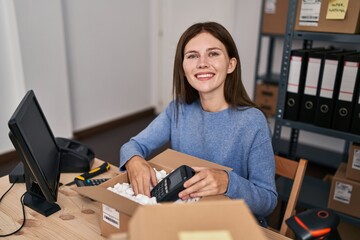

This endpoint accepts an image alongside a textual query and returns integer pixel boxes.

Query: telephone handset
[56,137,95,173]
[151,165,195,202]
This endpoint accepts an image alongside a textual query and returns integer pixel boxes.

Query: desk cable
[0,180,26,237]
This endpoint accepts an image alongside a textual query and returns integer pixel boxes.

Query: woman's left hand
[178,166,229,200]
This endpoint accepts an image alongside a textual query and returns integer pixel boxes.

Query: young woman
[120,22,277,225]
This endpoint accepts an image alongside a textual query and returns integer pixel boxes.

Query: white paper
[304,58,321,95]
[352,149,360,170]
[287,56,302,93]
[103,204,120,229]
[333,181,352,204]
[320,59,338,98]
[298,0,322,26]
[265,0,277,14]
[338,61,358,101]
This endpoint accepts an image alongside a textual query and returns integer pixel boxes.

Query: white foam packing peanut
[107,168,199,205]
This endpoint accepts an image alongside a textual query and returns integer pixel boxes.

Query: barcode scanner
[286,208,341,240]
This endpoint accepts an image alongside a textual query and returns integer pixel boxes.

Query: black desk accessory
[286,208,341,240]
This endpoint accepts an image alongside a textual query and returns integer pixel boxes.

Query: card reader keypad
[152,179,169,199]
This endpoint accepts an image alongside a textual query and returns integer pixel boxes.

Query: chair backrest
[275,155,308,237]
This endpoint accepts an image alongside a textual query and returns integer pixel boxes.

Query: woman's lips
[195,73,215,80]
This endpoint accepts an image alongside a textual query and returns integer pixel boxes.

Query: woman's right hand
[124,156,158,197]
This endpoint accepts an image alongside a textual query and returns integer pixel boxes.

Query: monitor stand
[23,192,60,217]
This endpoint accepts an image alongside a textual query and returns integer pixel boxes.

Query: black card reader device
[151,165,195,202]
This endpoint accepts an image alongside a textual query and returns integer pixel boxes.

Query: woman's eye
[209,51,220,57]
[185,54,198,59]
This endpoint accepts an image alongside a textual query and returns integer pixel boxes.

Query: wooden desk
[0,159,290,240]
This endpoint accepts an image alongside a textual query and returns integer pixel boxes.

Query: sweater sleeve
[225,129,278,217]
[119,102,173,171]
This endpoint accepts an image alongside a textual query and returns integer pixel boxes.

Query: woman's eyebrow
[184,50,198,55]
[207,47,222,51]
[184,47,222,55]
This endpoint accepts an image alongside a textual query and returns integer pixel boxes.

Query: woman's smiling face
[182,32,236,99]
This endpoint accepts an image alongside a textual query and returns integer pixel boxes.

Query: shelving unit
[253,0,289,117]
[273,0,360,228]
[273,0,360,164]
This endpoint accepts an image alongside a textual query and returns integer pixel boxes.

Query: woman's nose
[196,55,209,68]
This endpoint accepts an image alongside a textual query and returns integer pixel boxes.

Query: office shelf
[254,0,288,117]
[273,0,360,163]
[257,73,281,84]
[274,138,342,169]
[272,0,360,229]
[293,31,360,44]
[274,120,360,143]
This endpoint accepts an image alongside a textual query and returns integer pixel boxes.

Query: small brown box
[295,0,360,34]
[328,163,360,218]
[262,0,289,35]
[346,143,360,182]
[255,83,279,117]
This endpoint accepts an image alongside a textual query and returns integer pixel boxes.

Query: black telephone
[9,138,95,183]
[151,165,195,202]
[56,137,95,173]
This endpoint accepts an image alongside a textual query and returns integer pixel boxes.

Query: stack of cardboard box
[328,143,360,218]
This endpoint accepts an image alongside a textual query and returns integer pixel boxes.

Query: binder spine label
[304,58,321,95]
[339,61,358,101]
[287,56,302,93]
[320,59,338,98]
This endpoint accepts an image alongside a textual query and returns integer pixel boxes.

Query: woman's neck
[199,96,229,112]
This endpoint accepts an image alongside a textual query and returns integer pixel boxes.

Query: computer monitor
[8,90,61,216]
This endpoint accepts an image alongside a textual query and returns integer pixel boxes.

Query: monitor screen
[8,90,61,216]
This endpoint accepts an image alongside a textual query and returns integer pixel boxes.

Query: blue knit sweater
[120,100,278,217]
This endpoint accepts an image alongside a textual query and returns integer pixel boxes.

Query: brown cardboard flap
[73,186,138,216]
[129,200,267,240]
[149,149,232,171]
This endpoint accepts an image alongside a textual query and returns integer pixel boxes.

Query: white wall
[13,0,73,139]
[0,0,153,154]
[0,0,25,153]
[62,0,152,131]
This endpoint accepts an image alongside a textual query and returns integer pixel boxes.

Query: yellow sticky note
[178,230,233,240]
[326,0,349,19]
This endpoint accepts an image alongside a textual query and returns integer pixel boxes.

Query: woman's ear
[227,57,237,74]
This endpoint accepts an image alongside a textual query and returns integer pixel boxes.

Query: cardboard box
[74,149,232,237]
[295,0,360,34]
[128,200,267,240]
[346,143,360,182]
[328,163,360,218]
[262,0,289,35]
[255,82,278,117]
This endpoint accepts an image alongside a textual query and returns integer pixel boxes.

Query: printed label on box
[333,181,352,204]
[299,0,322,26]
[102,204,120,229]
[352,149,360,170]
[265,0,277,14]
